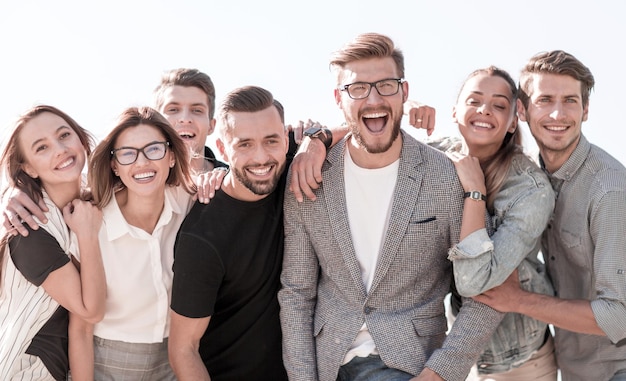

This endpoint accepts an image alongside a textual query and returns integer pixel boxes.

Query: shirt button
[551,256,555,261]
[364,306,374,314]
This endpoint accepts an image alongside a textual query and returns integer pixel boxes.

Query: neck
[347,134,403,169]
[463,141,499,163]
[116,188,165,234]
[190,156,213,176]
[43,180,81,210]
[539,136,580,174]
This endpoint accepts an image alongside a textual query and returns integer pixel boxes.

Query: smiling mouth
[545,125,568,132]
[56,157,75,170]
[362,112,388,133]
[133,171,156,180]
[178,131,196,140]
[471,121,494,129]
[246,165,273,176]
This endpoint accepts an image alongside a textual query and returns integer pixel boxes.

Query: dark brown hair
[153,68,217,119]
[216,86,284,136]
[518,50,595,109]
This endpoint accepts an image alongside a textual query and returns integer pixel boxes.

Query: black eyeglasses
[340,78,404,100]
[111,141,169,165]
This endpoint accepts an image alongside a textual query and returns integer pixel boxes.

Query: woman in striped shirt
[0,105,106,380]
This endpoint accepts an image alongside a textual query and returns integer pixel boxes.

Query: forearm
[77,237,107,323]
[68,314,95,381]
[515,291,605,336]
[459,198,486,241]
[169,346,210,381]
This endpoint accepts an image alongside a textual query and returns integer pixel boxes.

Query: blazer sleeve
[278,167,321,381]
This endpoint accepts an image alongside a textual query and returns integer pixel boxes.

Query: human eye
[494,103,507,110]
[165,106,179,114]
[192,107,206,114]
[537,96,551,104]
[377,80,395,90]
[35,144,47,153]
[117,148,136,160]
[466,98,480,106]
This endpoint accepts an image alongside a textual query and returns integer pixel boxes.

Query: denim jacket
[441,142,556,374]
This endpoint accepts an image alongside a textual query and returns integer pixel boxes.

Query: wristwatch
[463,190,487,202]
[303,126,333,150]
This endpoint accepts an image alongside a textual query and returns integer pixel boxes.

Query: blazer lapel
[323,137,368,299]
[369,132,424,294]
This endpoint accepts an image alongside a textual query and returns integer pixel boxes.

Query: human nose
[251,144,271,163]
[179,108,192,123]
[364,86,384,104]
[477,103,492,115]
[54,139,69,156]
[549,102,564,120]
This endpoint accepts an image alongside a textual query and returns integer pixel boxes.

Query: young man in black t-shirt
[168,86,294,381]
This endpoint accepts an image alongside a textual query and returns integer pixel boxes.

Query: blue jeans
[336,355,413,381]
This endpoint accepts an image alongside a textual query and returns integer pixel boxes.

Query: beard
[232,160,286,196]
[349,106,402,154]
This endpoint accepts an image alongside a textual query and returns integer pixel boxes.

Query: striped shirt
[0,196,72,380]
[540,134,626,380]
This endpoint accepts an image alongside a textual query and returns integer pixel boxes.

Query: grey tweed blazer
[279,131,502,381]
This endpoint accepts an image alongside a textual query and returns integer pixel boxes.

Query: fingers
[197,167,228,204]
[408,105,436,136]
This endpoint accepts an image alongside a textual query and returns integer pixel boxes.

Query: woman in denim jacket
[409,66,557,380]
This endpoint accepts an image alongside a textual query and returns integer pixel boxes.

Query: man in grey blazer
[278,33,503,381]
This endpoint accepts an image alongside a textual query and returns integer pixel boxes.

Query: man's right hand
[1,187,48,237]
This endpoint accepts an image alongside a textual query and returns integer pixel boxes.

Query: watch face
[304,127,322,137]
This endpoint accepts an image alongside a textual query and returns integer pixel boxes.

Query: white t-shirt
[342,146,399,364]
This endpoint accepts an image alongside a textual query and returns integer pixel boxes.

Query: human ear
[516,99,527,122]
[216,138,228,163]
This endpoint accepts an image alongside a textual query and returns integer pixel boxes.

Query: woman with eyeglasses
[408,66,557,380]
[69,106,196,380]
[0,105,106,380]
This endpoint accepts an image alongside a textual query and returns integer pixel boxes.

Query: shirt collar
[103,186,186,241]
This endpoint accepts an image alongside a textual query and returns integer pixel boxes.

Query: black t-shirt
[171,165,289,381]
[204,146,228,169]
[9,226,70,381]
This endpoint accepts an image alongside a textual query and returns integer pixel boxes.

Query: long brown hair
[458,66,523,212]
[88,106,195,209]
[0,105,94,278]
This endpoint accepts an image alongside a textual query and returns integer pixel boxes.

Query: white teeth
[546,126,567,131]
[57,158,74,169]
[473,122,493,129]
[179,131,195,139]
[133,171,156,179]
[248,167,271,175]
[363,112,387,118]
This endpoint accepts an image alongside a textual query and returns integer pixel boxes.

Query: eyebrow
[234,133,282,143]
[31,126,71,149]
[164,101,208,108]
[469,90,511,102]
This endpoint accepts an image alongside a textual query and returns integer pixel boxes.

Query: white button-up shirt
[77,186,193,343]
